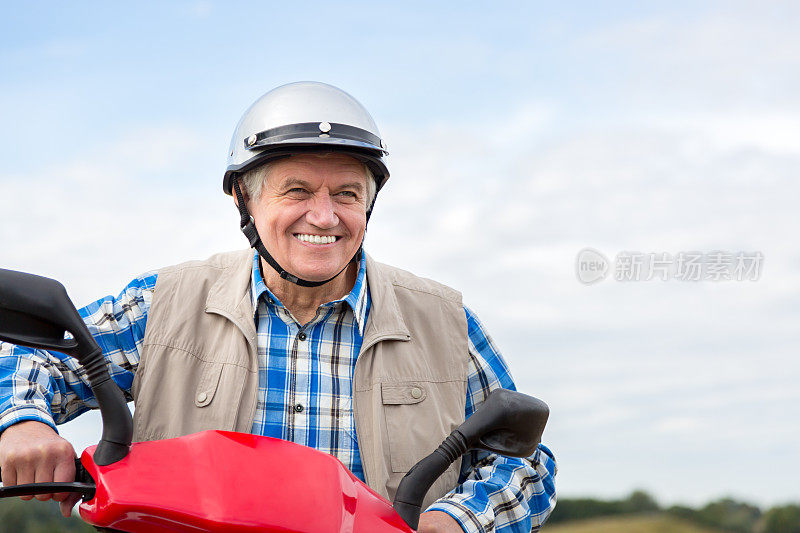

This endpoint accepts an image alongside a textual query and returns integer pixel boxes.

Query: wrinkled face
[248,154,369,282]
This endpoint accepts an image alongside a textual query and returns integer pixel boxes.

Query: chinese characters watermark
[575,248,763,285]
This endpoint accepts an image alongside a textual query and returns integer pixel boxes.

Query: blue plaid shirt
[0,252,556,532]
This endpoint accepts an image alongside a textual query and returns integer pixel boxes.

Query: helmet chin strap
[232,177,364,288]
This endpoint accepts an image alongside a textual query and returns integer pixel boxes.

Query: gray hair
[241,156,377,209]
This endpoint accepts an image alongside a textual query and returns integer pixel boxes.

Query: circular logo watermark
[575,248,609,284]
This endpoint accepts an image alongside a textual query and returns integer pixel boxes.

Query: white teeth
[296,234,336,244]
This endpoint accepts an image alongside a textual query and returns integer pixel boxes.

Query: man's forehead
[276,152,362,164]
[268,154,368,182]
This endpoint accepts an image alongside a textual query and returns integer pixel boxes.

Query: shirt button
[410,387,423,399]
[294,403,304,413]
[298,332,307,341]
[197,392,208,403]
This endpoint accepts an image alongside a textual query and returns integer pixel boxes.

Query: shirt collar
[250,251,370,335]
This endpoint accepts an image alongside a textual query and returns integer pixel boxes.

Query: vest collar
[205,250,257,347]
[250,251,371,336]
[203,249,411,348]
[362,253,411,348]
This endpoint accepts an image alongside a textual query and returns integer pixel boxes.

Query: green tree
[760,504,800,533]
[691,498,761,533]
[621,490,660,513]
[547,490,661,524]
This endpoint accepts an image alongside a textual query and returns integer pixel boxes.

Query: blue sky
[5,1,776,170]
[2,1,799,508]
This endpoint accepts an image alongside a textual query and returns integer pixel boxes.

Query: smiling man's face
[248,153,369,282]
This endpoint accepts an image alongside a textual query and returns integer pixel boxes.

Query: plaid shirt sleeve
[0,272,157,434]
[425,306,557,533]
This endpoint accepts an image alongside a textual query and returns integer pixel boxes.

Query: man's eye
[287,188,307,195]
[337,191,357,198]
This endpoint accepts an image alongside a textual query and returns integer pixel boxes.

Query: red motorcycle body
[78,430,414,533]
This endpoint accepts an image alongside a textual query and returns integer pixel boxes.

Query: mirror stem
[393,430,468,530]
[82,348,133,466]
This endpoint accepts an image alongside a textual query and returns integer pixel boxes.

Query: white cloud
[367,99,800,505]
[575,5,800,109]
[656,112,800,155]
[0,124,242,303]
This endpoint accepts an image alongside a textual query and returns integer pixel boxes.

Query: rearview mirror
[0,268,133,466]
[392,389,549,530]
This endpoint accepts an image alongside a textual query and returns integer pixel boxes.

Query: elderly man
[0,82,556,532]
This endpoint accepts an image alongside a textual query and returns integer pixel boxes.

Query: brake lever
[0,457,96,500]
[0,481,95,499]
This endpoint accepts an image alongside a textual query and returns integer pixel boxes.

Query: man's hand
[418,510,464,533]
[0,420,80,517]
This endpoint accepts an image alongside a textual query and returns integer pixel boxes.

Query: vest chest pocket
[382,381,458,473]
[189,360,243,433]
[195,361,223,407]
[133,351,239,441]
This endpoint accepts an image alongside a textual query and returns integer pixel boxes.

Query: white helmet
[223,81,389,195]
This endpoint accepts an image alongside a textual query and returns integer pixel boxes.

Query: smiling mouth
[294,233,340,245]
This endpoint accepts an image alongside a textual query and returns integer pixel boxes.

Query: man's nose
[305,193,339,228]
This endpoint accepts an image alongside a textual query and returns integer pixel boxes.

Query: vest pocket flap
[195,362,224,407]
[381,382,427,405]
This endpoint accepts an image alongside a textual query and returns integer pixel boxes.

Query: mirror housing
[0,268,133,466]
[0,269,93,356]
[392,389,549,530]
[456,387,548,457]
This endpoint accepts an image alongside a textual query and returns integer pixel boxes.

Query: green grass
[543,513,722,533]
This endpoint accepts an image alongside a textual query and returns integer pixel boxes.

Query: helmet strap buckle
[240,217,260,248]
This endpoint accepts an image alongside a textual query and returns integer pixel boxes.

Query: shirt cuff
[426,500,491,533]
[0,405,58,436]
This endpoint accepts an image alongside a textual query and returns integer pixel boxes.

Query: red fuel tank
[78,430,414,533]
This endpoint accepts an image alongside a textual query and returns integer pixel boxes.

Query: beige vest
[131,250,468,507]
